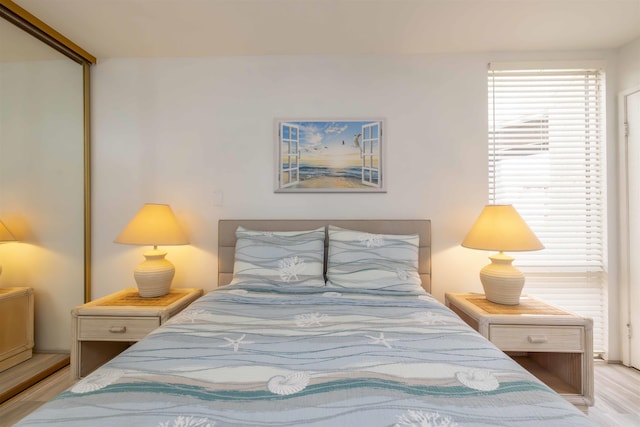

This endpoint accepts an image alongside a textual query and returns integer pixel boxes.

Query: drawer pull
[109,326,127,334]
[527,335,548,344]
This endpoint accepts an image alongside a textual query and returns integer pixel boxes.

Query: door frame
[618,85,640,367]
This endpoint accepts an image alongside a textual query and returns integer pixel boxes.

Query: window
[488,63,607,354]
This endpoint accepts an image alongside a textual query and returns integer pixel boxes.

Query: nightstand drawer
[78,317,160,341]
[489,325,583,352]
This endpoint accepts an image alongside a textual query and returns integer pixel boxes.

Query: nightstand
[445,292,594,410]
[0,287,34,372]
[71,287,203,379]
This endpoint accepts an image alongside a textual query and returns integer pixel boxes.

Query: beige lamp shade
[115,204,188,297]
[462,205,543,305]
[0,220,16,242]
[462,205,543,252]
[114,204,189,246]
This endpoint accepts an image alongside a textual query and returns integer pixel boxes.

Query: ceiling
[9,0,640,60]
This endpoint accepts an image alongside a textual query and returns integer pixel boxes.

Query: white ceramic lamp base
[479,252,525,305]
[134,248,175,297]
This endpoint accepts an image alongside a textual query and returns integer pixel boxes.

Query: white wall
[0,59,85,351]
[618,36,640,91]
[92,53,489,303]
[91,50,622,355]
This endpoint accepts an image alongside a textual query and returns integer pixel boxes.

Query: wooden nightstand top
[73,287,203,317]
[0,287,33,298]
[445,292,591,327]
[457,293,569,315]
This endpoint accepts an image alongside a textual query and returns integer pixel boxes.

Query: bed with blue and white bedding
[16,220,595,426]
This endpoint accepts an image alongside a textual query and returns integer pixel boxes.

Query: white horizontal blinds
[488,65,607,353]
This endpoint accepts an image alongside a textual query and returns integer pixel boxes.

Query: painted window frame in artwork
[274,119,385,193]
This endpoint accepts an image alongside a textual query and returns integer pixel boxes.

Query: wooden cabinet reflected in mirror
[0,0,94,397]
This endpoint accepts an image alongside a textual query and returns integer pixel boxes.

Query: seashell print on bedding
[322,291,342,297]
[70,368,125,394]
[267,371,310,395]
[455,369,499,391]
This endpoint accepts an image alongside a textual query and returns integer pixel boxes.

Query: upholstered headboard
[218,219,432,293]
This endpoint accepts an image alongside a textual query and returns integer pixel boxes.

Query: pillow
[326,225,423,293]
[230,226,325,287]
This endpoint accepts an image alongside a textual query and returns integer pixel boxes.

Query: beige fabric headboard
[218,219,432,293]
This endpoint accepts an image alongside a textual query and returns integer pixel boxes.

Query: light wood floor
[587,360,640,426]
[0,365,74,427]
[1,360,639,426]
[0,353,69,405]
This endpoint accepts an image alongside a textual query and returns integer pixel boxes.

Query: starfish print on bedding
[220,334,254,352]
[172,309,207,324]
[365,332,397,349]
[411,311,449,325]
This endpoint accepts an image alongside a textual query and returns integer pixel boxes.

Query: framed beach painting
[275,119,385,192]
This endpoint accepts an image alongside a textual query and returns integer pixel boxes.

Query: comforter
[17,286,595,426]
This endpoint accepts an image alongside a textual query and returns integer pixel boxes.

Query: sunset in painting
[277,120,383,192]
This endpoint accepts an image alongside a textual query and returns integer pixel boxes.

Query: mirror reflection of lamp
[114,204,189,297]
[0,220,17,279]
[461,205,544,305]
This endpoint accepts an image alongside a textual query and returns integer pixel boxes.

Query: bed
[17,219,595,426]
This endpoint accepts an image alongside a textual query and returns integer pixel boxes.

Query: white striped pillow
[326,225,423,293]
[231,226,325,287]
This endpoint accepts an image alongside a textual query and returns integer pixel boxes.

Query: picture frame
[274,119,385,193]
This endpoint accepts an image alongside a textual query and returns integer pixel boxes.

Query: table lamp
[114,204,189,297]
[0,220,17,278]
[461,204,544,305]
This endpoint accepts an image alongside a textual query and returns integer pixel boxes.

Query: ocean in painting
[299,165,362,180]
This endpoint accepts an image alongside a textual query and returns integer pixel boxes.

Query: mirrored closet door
[0,2,94,353]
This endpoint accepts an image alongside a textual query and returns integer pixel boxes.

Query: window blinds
[488,64,607,354]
